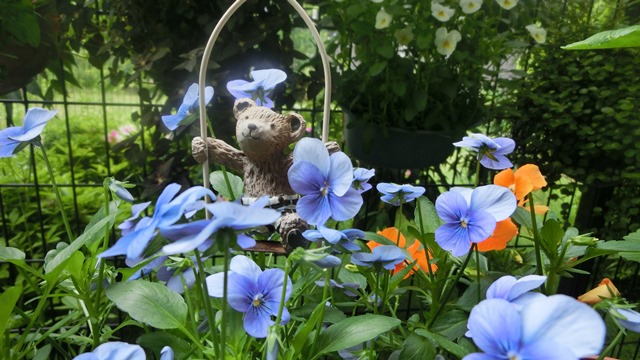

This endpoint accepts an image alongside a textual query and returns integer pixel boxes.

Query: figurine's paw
[191,137,208,164]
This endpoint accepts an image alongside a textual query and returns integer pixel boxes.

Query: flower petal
[467,299,522,355]
[296,192,331,226]
[493,137,516,155]
[226,80,252,99]
[485,276,518,300]
[521,294,606,358]
[230,255,263,282]
[161,114,184,131]
[327,188,363,222]
[479,154,513,170]
[470,185,516,221]
[328,152,354,197]
[493,168,515,189]
[466,210,496,243]
[477,218,518,252]
[435,222,472,256]
[516,164,547,190]
[435,191,469,223]
[615,308,640,333]
[292,138,330,177]
[288,161,325,195]
[250,69,287,90]
[244,305,272,338]
[507,275,547,301]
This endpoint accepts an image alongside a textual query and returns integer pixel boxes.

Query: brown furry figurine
[192,98,339,252]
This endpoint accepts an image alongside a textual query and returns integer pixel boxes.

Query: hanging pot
[343,110,462,169]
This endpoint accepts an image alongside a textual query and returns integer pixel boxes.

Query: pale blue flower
[206,255,292,338]
[377,183,425,206]
[302,225,364,251]
[453,133,515,170]
[161,83,214,131]
[161,197,281,255]
[0,108,57,157]
[73,342,146,360]
[352,167,375,193]
[486,275,547,306]
[99,184,215,260]
[117,201,152,236]
[435,185,516,256]
[351,245,406,271]
[227,69,286,108]
[615,308,640,333]
[464,295,605,359]
[315,279,359,297]
[288,138,363,226]
[107,178,134,202]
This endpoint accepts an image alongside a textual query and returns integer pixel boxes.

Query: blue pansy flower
[161,83,214,131]
[486,274,547,306]
[227,69,286,108]
[117,201,152,236]
[99,184,215,260]
[465,295,605,359]
[377,183,425,206]
[156,261,198,294]
[315,278,360,297]
[302,226,365,252]
[453,133,515,170]
[352,167,375,193]
[288,138,363,226]
[351,245,406,271]
[73,342,143,360]
[435,185,516,256]
[615,308,640,333]
[161,197,281,255]
[0,108,58,158]
[206,255,292,338]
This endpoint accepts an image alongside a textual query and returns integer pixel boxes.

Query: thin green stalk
[474,243,481,303]
[274,258,291,326]
[309,270,330,356]
[428,247,474,328]
[37,142,74,241]
[220,245,232,360]
[596,328,625,360]
[92,182,112,347]
[195,250,219,359]
[416,203,435,282]
[527,194,547,295]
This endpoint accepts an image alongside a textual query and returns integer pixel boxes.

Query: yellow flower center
[252,294,263,307]
[461,219,468,228]
[443,40,451,49]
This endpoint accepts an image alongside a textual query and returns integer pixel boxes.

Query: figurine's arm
[192,136,245,172]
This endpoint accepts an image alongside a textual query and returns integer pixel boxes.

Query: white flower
[526,24,547,44]
[431,2,455,22]
[394,26,414,45]
[495,0,518,10]
[375,8,392,29]
[460,0,483,14]
[435,27,461,57]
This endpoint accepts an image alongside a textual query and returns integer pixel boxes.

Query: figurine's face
[233,98,306,161]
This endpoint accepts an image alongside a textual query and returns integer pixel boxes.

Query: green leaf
[44,204,120,273]
[0,285,22,336]
[414,196,442,234]
[291,301,327,359]
[511,207,533,229]
[369,61,387,77]
[540,219,564,261]
[210,170,244,200]
[313,314,401,358]
[400,333,436,360]
[0,247,26,262]
[414,328,469,358]
[376,42,395,59]
[563,25,640,50]
[137,332,192,357]
[430,310,468,340]
[106,280,188,329]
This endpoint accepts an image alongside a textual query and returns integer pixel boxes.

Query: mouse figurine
[192,98,339,252]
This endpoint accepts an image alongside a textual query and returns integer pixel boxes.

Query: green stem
[309,270,330,356]
[474,243,481,303]
[416,203,435,282]
[92,181,112,347]
[428,247,474,328]
[220,245,231,360]
[527,194,547,295]
[596,328,625,360]
[275,258,291,326]
[195,250,219,359]
[38,142,74,240]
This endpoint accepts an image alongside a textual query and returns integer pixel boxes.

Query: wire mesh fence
[1,0,639,357]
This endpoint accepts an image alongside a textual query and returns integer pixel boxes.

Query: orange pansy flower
[477,218,518,252]
[494,164,547,203]
[368,227,437,277]
[578,278,621,304]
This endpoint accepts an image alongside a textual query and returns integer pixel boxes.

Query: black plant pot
[343,111,461,169]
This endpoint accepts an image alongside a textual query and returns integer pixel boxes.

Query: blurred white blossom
[375,8,392,29]
[460,0,483,14]
[435,27,462,57]
[431,2,455,22]
[526,24,547,43]
[495,0,518,10]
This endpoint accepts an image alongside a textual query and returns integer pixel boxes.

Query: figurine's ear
[288,113,306,142]
[233,98,257,118]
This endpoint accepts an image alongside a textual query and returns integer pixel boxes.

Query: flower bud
[571,234,599,246]
[578,278,620,304]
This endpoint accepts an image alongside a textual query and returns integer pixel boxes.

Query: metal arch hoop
[196,0,332,193]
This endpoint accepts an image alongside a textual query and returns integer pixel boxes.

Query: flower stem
[220,244,231,360]
[527,194,547,295]
[91,181,112,347]
[309,269,330,356]
[195,249,219,359]
[37,142,74,241]
[474,243,481,303]
[428,247,474,328]
[415,201,435,282]
[596,328,624,360]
